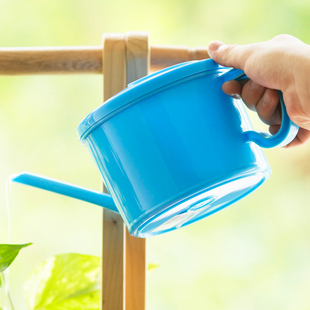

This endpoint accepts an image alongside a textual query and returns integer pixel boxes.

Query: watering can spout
[11,172,119,214]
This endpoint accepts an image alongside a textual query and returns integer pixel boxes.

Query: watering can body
[13,59,298,238]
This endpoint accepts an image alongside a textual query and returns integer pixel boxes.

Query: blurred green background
[1,0,310,309]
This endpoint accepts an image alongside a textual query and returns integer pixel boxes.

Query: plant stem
[0,272,14,310]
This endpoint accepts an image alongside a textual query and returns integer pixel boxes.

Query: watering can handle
[222,69,299,148]
[11,172,119,213]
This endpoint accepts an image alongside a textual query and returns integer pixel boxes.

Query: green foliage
[23,253,159,310]
[24,254,100,310]
[0,243,32,273]
[148,263,160,272]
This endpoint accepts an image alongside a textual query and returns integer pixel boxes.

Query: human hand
[207,34,310,147]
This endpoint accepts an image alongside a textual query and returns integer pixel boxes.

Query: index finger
[207,41,256,71]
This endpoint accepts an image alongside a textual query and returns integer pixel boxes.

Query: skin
[206,34,310,148]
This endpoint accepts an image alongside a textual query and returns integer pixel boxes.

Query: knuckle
[256,90,280,125]
[256,106,274,125]
[241,83,263,110]
[284,91,310,128]
[286,104,310,128]
[284,103,299,122]
[221,44,239,63]
[272,34,293,41]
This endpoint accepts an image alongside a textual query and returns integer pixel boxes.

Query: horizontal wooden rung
[0,45,209,75]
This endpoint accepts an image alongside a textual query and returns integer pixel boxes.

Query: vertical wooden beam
[102,33,127,310]
[125,32,149,310]
[101,32,149,310]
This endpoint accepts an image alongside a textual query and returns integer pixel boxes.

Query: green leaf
[148,263,160,272]
[0,243,32,273]
[24,253,100,310]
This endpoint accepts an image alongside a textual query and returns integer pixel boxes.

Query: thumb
[207,41,250,70]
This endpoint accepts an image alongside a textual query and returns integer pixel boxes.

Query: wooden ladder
[0,32,209,309]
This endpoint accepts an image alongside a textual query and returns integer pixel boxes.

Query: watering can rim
[76,58,232,142]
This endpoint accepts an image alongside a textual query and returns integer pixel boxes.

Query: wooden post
[125,32,148,310]
[102,33,127,310]
[101,32,149,310]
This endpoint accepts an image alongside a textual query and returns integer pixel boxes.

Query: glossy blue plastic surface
[12,59,299,238]
[11,172,118,213]
[77,60,223,140]
[77,58,297,237]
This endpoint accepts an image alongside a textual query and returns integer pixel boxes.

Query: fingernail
[231,94,241,99]
[250,80,261,90]
[208,41,225,51]
[263,90,272,104]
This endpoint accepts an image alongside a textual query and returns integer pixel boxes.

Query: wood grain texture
[101,32,148,310]
[125,32,148,310]
[102,210,126,310]
[126,32,150,82]
[103,34,127,100]
[125,229,146,310]
[0,46,102,75]
[102,33,127,310]
[0,45,209,75]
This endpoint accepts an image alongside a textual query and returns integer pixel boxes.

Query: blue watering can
[12,59,298,238]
